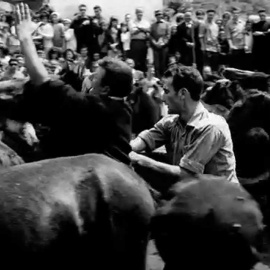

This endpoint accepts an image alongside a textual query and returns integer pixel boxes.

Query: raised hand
[15,3,32,41]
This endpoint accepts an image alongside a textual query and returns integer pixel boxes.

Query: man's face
[184,12,192,23]
[9,61,18,72]
[232,11,239,21]
[156,14,163,22]
[52,15,58,23]
[125,14,131,23]
[94,7,101,17]
[126,59,135,69]
[136,11,143,20]
[79,6,87,17]
[162,76,182,114]
[259,12,266,21]
[80,48,88,57]
[207,12,215,21]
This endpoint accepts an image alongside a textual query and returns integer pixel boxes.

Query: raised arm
[15,3,49,86]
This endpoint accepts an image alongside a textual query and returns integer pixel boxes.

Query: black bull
[0,154,155,270]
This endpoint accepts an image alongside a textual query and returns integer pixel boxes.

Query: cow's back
[0,154,155,270]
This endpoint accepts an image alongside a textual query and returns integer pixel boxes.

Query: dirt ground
[146,239,270,270]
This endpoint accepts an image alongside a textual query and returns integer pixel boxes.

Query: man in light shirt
[200,9,219,72]
[130,66,238,188]
[225,7,246,69]
[130,8,150,72]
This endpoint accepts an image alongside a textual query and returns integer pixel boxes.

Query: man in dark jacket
[6,3,133,165]
[70,4,98,56]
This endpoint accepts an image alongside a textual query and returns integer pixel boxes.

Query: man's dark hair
[206,9,216,14]
[196,10,205,16]
[98,57,133,98]
[79,4,87,9]
[94,5,101,11]
[163,66,203,101]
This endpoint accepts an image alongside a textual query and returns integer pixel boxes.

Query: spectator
[51,12,65,52]
[16,54,28,77]
[119,22,131,60]
[34,12,54,55]
[222,11,231,28]
[107,16,120,58]
[70,4,97,56]
[168,25,178,57]
[252,9,270,73]
[126,58,144,83]
[0,58,25,81]
[200,9,220,72]
[226,7,246,69]
[176,11,201,71]
[37,49,49,65]
[196,9,205,23]
[63,19,77,52]
[175,13,184,26]
[218,29,230,67]
[150,10,170,78]
[124,13,133,31]
[130,8,150,72]
[244,20,253,71]
[8,19,21,54]
[97,21,110,58]
[46,47,61,75]
[0,46,10,68]
[93,5,106,26]
[77,46,91,69]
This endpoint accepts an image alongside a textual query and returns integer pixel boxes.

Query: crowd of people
[0,3,270,87]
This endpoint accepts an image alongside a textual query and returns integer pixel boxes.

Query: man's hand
[15,3,32,41]
[130,151,152,167]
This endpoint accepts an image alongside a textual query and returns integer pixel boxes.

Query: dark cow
[201,79,245,118]
[151,176,264,270]
[0,153,155,270]
[127,84,161,136]
[227,90,270,224]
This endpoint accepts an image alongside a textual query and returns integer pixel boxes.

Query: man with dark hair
[8,3,133,165]
[195,9,205,23]
[252,9,270,73]
[93,5,106,26]
[70,4,97,55]
[130,65,238,184]
[200,9,220,72]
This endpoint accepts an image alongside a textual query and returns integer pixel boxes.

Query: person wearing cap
[252,9,270,73]
[51,12,64,52]
[150,10,170,78]
[10,3,134,165]
[63,18,77,51]
[199,9,220,72]
[225,7,246,69]
[130,8,150,72]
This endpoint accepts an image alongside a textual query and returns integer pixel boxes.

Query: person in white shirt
[120,22,131,60]
[63,19,77,52]
[33,12,54,56]
[130,8,150,72]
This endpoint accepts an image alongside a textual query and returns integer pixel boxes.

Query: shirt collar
[186,102,207,127]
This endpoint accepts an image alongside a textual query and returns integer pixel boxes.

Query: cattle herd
[0,68,269,270]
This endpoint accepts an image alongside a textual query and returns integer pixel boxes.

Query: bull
[151,176,265,270]
[0,153,155,270]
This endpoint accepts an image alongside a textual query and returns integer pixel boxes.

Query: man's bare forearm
[130,137,147,153]
[20,36,49,86]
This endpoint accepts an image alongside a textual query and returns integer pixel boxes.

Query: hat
[206,9,216,13]
[155,10,163,16]
[258,8,266,13]
[135,7,143,13]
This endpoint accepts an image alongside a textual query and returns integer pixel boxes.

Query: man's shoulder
[158,114,179,128]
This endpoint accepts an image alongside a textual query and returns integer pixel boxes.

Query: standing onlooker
[0,26,10,48]
[107,16,120,58]
[222,12,231,28]
[97,21,109,58]
[70,4,97,56]
[34,12,54,55]
[200,9,219,72]
[244,20,253,71]
[130,8,150,72]
[51,12,64,52]
[119,22,131,60]
[63,19,77,52]
[8,19,21,54]
[218,28,230,67]
[176,11,201,71]
[93,5,106,26]
[226,7,246,70]
[168,25,178,57]
[252,9,270,73]
[124,13,133,31]
[195,10,205,24]
[150,10,170,78]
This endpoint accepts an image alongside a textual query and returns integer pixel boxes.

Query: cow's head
[227,90,270,177]
[202,79,245,110]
